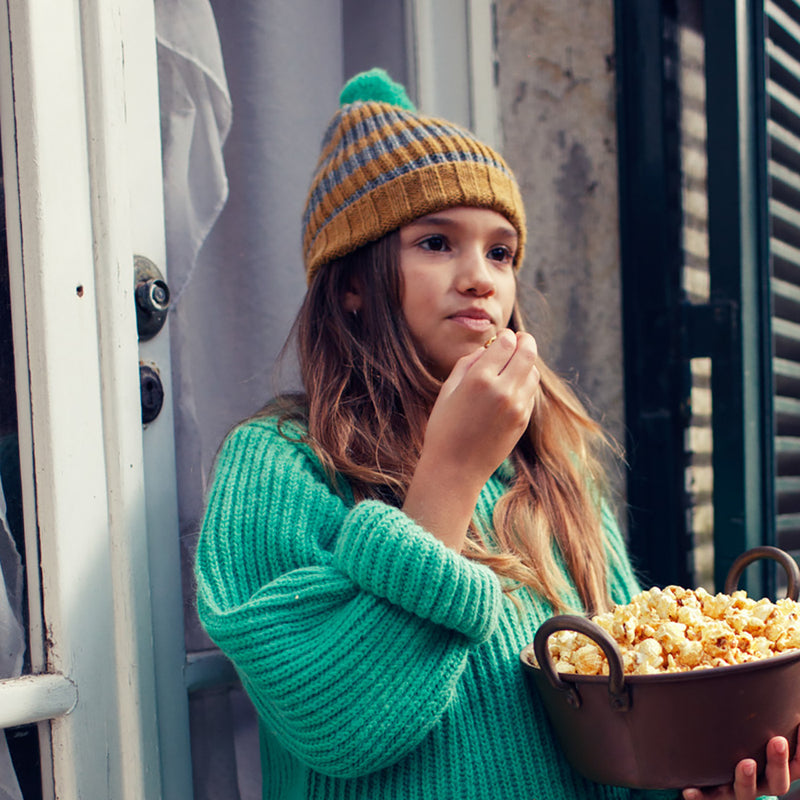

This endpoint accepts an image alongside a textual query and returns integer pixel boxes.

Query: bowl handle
[723,545,800,600]
[532,614,630,712]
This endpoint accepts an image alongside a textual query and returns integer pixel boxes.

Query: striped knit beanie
[301,68,527,283]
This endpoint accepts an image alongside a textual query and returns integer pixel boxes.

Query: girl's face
[398,206,519,380]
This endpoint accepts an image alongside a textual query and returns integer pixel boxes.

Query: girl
[195,68,798,800]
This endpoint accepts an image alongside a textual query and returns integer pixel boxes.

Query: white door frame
[407,0,500,148]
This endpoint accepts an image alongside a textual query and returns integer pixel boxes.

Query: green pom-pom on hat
[339,68,416,112]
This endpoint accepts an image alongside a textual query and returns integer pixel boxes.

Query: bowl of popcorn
[520,546,800,790]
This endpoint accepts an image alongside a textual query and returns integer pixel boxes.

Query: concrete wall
[496,0,624,461]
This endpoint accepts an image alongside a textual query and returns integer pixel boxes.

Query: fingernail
[776,738,787,754]
[743,761,756,777]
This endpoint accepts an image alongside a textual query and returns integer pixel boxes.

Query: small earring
[351,309,358,319]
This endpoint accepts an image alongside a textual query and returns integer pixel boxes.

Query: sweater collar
[494,457,515,484]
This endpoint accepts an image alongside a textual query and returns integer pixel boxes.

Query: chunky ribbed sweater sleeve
[195,418,504,779]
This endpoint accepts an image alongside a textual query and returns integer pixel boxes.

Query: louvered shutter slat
[768,0,800,557]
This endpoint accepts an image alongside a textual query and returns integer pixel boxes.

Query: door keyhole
[140,364,164,424]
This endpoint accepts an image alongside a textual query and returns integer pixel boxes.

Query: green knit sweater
[196,416,679,800]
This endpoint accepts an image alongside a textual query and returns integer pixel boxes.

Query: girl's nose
[456,249,495,296]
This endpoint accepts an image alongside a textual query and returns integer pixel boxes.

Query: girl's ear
[342,280,363,313]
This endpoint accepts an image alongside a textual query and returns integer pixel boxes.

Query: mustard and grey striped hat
[301,68,527,283]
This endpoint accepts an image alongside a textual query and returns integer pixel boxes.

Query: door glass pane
[0,193,24,652]
[0,154,42,797]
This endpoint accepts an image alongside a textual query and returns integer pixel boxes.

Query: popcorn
[542,586,800,676]
[573,644,606,675]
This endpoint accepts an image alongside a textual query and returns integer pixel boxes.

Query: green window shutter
[768,0,800,560]
[615,1,694,589]
[617,0,775,595]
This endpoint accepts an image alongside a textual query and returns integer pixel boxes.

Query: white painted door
[0,0,193,797]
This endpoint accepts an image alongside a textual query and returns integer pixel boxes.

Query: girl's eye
[420,235,448,252]
[488,245,514,264]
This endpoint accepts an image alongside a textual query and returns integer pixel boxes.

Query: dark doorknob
[134,255,170,341]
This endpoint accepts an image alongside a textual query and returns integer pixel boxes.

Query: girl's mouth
[448,312,493,332]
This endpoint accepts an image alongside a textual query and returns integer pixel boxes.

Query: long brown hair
[267,232,617,614]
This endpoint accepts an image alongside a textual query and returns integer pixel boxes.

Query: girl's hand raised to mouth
[430,328,540,475]
[402,329,540,551]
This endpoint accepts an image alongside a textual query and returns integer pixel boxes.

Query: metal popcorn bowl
[520,546,800,790]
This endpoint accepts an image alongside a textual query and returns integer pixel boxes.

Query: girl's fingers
[445,330,538,426]
[445,329,515,389]
[444,332,507,390]
[503,332,540,393]
[732,759,757,800]
[681,736,795,800]
[481,328,519,373]
[680,763,757,800]
[513,330,538,363]
[483,329,537,379]
[789,729,800,781]
[761,737,791,797]
[447,346,485,385]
